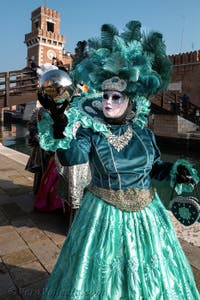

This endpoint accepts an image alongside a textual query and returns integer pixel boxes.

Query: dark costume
[25,106,53,195]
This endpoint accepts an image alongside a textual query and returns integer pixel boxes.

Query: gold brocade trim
[86,185,155,211]
[106,125,133,152]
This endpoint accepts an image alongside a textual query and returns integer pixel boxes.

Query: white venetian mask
[102,91,129,118]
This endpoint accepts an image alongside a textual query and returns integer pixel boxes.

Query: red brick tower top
[24,6,72,69]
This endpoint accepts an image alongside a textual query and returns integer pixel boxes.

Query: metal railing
[151,91,200,125]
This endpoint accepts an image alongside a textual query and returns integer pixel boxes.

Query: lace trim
[86,185,154,211]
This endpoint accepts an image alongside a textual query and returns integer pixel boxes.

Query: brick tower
[24,6,72,69]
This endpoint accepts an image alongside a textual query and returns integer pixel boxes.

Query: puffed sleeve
[56,126,92,166]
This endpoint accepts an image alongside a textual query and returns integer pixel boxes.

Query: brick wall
[169,51,200,107]
[25,6,73,69]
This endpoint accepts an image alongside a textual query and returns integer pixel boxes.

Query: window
[35,21,39,29]
[47,22,54,32]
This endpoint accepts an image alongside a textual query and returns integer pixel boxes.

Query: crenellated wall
[169,51,200,107]
[169,51,200,65]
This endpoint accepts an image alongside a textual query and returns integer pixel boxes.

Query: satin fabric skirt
[42,192,199,300]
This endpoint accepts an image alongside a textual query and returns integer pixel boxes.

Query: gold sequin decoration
[106,125,133,152]
[87,185,155,211]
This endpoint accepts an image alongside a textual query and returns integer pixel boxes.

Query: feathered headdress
[69,21,172,129]
[70,20,172,98]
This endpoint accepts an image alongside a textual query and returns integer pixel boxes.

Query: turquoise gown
[41,121,199,300]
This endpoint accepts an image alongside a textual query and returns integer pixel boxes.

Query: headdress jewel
[101,76,127,92]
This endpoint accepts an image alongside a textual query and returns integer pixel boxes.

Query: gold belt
[86,184,155,212]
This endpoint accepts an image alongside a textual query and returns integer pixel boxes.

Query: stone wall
[152,114,199,137]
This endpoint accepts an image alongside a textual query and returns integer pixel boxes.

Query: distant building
[24,6,72,70]
[169,51,200,107]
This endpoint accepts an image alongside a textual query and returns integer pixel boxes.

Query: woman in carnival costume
[35,65,90,224]
[26,63,65,212]
[25,63,58,198]
[38,21,200,299]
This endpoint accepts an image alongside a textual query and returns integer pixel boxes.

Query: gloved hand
[37,91,69,139]
[52,109,68,139]
[37,90,55,110]
[176,165,195,184]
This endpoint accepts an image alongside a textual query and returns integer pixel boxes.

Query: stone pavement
[0,144,67,300]
[0,143,199,299]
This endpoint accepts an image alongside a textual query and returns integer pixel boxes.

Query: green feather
[103,52,127,74]
[101,24,118,49]
[143,31,172,89]
[112,36,127,55]
[129,67,140,82]
[143,31,165,54]
[121,20,142,42]
[90,48,111,67]
[87,38,102,52]
[89,70,110,89]
[126,41,142,59]
[71,20,172,99]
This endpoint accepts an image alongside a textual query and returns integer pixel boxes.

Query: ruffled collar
[67,92,151,135]
[38,92,151,152]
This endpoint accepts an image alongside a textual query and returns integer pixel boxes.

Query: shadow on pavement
[0,261,49,300]
[0,179,68,236]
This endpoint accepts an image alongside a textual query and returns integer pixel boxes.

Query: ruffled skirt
[42,192,199,300]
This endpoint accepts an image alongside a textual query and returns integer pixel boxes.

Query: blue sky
[1,0,200,71]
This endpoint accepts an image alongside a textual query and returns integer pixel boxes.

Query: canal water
[0,121,30,155]
[1,121,200,207]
